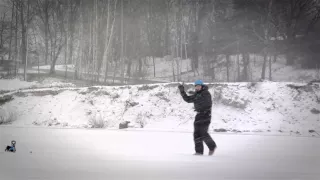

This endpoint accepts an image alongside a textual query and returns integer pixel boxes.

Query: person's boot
[193,152,203,156]
[208,147,216,156]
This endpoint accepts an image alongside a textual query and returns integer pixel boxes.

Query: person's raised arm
[178,84,195,103]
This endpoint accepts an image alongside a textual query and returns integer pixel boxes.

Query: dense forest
[0,0,319,83]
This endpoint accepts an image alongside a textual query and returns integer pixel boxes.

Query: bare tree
[49,1,65,74]
[8,0,15,61]
[103,0,118,83]
[36,0,51,65]
[19,0,31,80]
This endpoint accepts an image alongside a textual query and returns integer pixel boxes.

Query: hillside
[0,80,319,137]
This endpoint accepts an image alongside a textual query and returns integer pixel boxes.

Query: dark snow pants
[193,111,216,154]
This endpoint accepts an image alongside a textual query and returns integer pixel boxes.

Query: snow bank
[0,82,319,137]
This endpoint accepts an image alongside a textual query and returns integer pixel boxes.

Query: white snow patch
[0,79,37,91]
[0,78,76,91]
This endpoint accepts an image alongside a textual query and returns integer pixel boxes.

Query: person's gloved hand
[178,84,184,93]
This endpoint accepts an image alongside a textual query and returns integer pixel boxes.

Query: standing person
[178,80,217,156]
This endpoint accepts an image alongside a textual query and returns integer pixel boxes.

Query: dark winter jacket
[180,85,212,113]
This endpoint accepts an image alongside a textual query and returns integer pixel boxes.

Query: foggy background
[0,0,319,85]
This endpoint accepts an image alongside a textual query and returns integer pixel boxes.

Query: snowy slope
[0,81,319,137]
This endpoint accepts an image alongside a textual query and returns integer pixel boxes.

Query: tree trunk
[237,54,240,81]
[103,0,110,82]
[261,54,267,80]
[112,60,117,84]
[95,0,100,82]
[44,0,49,65]
[50,43,63,75]
[104,0,117,83]
[49,19,54,73]
[165,1,170,55]
[75,0,83,80]
[174,10,178,58]
[14,1,18,76]
[211,54,216,80]
[89,2,94,82]
[32,28,39,77]
[184,32,188,60]
[269,55,272,81]
[138,58,142,75]
[127,60,132,79]
[20,0,29,81]
[193,1,200,70]
[243,53,249,81]
[65,0,69,79]
[64,27,68,79]
[226,54,230,82]
[172,57,176,82]
[120,0,124,83]
[25,1,30,81]
[0,14,4,47]
[68,3,75,67]
[175,57,180,81]
[177,9,181,58]
[152,56,156,77]
[8,1,14,61]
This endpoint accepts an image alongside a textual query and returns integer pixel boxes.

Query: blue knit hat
[194,80,204,86]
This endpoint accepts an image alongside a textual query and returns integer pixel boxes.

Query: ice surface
[0,127,319,180]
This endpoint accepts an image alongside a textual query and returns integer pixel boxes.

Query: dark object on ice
[5,140,16,152]
[119,121,130,129]
[0,95,13,106]
[311,108,320,114]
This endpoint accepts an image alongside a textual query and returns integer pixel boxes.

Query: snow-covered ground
[0,68,47,78]
[31,64,75,72]
[0,78,75,91]
[1,80,319,137]
[0,127,319,180]
[17,68,47,74]
[0,79,38,91]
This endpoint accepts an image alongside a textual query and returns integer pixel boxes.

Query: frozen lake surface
[1,127,319,180]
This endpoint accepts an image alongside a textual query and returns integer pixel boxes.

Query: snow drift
[0,81,319,137]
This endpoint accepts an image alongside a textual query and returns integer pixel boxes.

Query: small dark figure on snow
[119,121,131,129]
[178,80,217,156]
[5,140,16,153]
